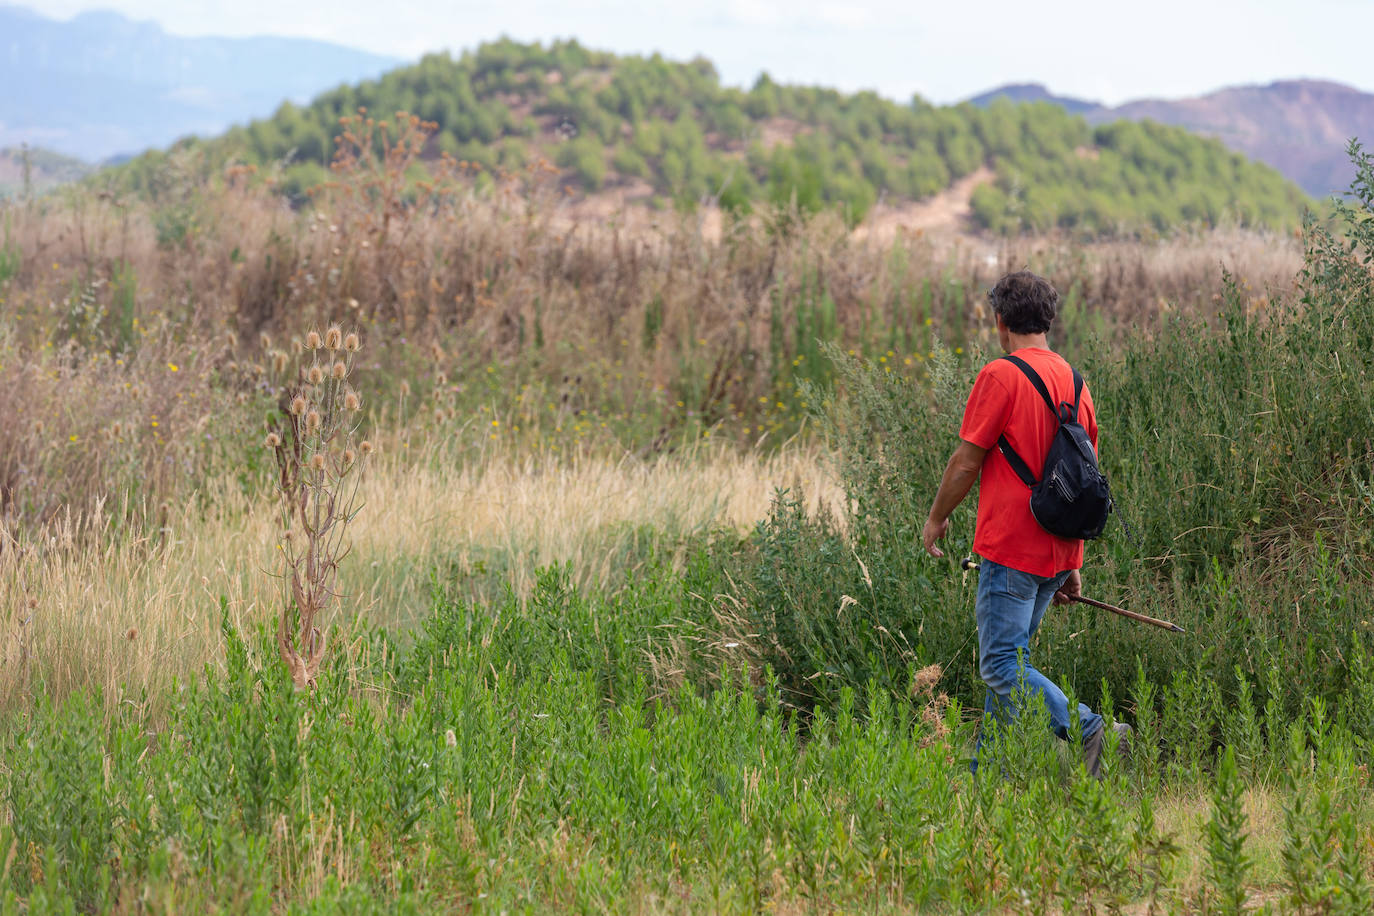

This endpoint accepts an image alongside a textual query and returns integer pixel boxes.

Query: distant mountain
[967,79,1374,198]
[0,4,403,161]
[965,83,1101,116]
[1100,81,1374,200]
[0,145,93,196]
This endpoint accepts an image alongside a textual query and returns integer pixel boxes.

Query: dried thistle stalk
[266,327,366,690]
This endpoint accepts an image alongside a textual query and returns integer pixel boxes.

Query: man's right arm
[922,439,987,557]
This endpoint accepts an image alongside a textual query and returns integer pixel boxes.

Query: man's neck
[1003,332,1049,354]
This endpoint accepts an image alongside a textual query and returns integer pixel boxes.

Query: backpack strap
[994,354,1081,487]
[997,433,1039,486]
[1067,368,1084,424]
[1001,354,1056,416]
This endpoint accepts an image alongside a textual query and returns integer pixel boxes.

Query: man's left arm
[922,439,988,557]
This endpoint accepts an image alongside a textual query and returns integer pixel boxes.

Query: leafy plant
[1205,746,1251,915]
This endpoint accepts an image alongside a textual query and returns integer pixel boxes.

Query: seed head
[126,627,138,641]
[292,337,304,355]
[331,360,347,380]
[343,332,360,353]
[359,440,374,455]
[444,729,457,747]
[325,326,343,350]
[343,447,356,466]
[265,432,281,448]
[430,341,445,362]
[308,365,325,385]
[259,332,272,350]
[309,453,326,471]
[225,331,237,350]
[399,380,411,397]
[290,396,307,416]
[272,351,289,375]
[305,330,322,350]
[344,390,361,411]
[306,410,321,431]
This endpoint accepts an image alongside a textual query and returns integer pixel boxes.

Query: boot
[1084,722,1132,779]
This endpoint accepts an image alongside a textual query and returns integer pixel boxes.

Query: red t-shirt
[958,347,1098,577]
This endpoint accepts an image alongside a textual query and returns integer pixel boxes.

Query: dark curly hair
[987,271,1059,335]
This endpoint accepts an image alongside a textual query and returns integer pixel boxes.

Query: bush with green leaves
[0,568,1212,912]
[723,146,1374,731]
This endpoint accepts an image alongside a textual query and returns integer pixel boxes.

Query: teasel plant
[264,325,370,690]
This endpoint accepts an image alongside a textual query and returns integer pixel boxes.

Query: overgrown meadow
[0,139,1371,912]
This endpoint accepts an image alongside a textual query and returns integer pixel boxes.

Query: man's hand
[1053,568,1082,605]
[922,516,950,557]
[922,440,987,560]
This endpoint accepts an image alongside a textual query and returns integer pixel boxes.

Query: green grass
[5,563,1374,912]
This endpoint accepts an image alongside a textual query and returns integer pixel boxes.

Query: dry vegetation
[0,118,1303,540]
[0,440,839,715]
[0,125,1310,718]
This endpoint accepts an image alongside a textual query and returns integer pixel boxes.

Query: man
[921,270,1127,778]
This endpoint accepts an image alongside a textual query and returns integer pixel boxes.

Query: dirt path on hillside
[552,165,995,247]
[852,166,995,243]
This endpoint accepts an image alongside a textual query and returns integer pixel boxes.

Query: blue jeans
[973,559,1102,771]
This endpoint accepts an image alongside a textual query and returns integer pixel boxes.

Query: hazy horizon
[16,0,1374,107]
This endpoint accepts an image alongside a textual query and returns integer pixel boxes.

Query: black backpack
[996,354,1113,541]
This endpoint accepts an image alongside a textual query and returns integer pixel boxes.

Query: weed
[266,325,368,688]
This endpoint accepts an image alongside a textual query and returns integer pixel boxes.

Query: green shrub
[555,137,607,190]
[721,145,1374,728]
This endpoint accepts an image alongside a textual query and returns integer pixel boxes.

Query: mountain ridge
[967,78,1374,197]
[0,4,404,161]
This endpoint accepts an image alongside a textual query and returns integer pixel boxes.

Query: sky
[21,0,1374,106]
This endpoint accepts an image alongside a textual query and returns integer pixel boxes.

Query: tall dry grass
[0,143,1304,537]
[0,439,840,716]
[0,130,1311,713]
[5,156,1303,355]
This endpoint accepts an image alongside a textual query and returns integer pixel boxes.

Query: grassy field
[0,147,1372,912]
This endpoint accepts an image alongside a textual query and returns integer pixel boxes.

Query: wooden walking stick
[1066,594,1185,633]
[959,557,1184,633]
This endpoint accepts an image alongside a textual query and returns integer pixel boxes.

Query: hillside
[0,4,402,161]
[1104,80,1374,199]
[121,39,1312,237]
[0,146,93,196]
[970,79,1374,198]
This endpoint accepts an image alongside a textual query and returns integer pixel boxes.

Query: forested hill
[969,79,1374,199]
[133,39,1311,236]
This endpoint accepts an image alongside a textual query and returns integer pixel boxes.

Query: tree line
[119,38,1311,235]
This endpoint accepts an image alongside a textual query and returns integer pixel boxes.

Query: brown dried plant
[267,325,368,689]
